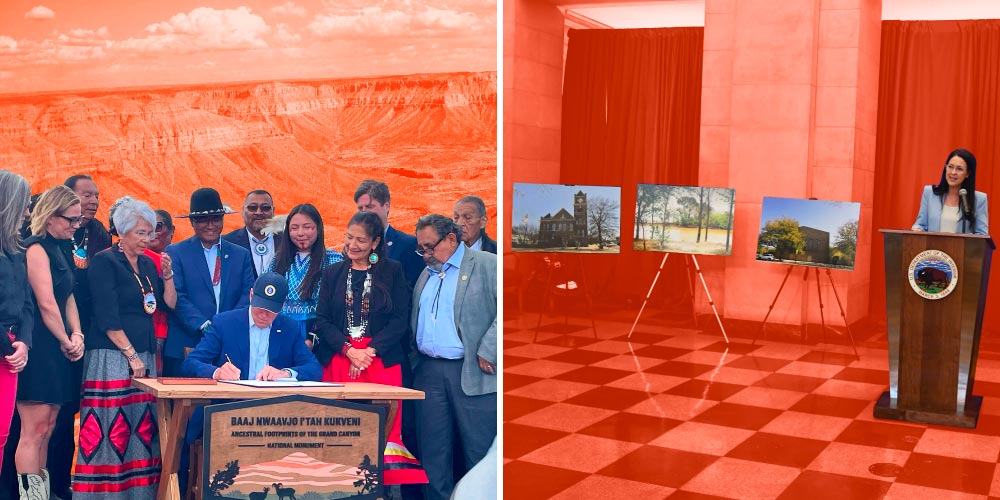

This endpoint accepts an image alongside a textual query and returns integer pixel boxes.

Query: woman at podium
[912,148,989,234]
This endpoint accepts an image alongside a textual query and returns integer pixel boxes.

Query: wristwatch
[199,320,212,333]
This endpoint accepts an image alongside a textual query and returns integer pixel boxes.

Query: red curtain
[872,20,1000,335]
[558,27,704,301]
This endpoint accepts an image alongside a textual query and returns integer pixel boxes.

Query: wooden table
[132,379,425,500]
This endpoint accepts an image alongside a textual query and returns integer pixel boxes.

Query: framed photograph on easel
[634,184,735,255]
[756,197,861,270]
[512,183,622,253]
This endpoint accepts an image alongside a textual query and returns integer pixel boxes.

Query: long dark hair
[932,148,978,227]
[273,204,326,298]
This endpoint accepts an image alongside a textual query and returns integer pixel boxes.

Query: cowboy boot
[17,473,46,500]
[40,469,54,500]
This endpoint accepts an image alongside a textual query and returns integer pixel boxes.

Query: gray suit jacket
[411,248,497,396]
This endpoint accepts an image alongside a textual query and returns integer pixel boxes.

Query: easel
[533,254,599,341]
[751,265,859,357]
[626,253,730,343]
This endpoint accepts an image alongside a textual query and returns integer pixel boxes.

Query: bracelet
[71,332,84,339]
[125,351,140,362]
[162,275,174,281]
[120,344,134,353]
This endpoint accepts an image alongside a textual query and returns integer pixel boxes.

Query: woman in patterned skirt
[265,203,342,345]
[74,197,175,499]
[315,211,427,486]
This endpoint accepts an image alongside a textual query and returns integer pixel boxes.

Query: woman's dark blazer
[314,256,410,368]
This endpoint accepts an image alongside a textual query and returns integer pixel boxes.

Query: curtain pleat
[558,28,704,302]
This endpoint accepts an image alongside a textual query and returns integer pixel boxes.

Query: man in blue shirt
[411,214,497,500]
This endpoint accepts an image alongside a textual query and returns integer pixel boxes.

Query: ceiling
[559,0,1000,29]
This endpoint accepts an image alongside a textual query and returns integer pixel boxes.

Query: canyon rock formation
[0,71,497,246]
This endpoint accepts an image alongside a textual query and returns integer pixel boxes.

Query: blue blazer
[181,307,322,381]
[912,186,989,235]
[384,225,425,289]
[164,236,254,359]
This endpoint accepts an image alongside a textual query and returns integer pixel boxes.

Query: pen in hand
[215,353,241,381]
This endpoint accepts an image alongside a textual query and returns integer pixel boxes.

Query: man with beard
[453,195,496,254]
[410,215,496,500]
[163,188,254,378]
[223,190,275,280]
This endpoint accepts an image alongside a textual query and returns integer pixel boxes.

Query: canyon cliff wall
[0,71,498,246]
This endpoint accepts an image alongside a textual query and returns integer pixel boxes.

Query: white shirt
[202,241,222,312]
[247,229,275,277]
[468,235,483,251]
[213,309,297,380]
[940,205,961,233]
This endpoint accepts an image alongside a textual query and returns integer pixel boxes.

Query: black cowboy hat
[176,187,236,219]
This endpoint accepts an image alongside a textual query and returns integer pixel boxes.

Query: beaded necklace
[72,226,89,269]
[345,265,372,340]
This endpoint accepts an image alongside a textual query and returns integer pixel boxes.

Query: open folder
[218,379,344,388]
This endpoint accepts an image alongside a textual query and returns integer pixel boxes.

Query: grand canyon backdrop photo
[0,0,497,244]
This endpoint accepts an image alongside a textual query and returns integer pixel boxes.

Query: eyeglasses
[415,235,446,256]
[245,204,273,213]
[56,215,84,226]
[945,163,968,173]
[155,221,168,232]
[191,215,224,225]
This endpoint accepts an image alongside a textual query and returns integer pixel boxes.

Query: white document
[219,379,344,388]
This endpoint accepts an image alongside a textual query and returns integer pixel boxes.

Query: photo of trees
[633,184,736,255]
[756,197,861,270]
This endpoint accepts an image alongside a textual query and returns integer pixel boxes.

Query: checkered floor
[503,314,1000,499]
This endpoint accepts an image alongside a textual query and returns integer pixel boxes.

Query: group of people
[0,171,497,500]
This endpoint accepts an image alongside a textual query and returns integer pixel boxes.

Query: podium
[875,229,994,428]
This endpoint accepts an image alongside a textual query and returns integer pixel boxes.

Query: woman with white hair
[73,196,175,500]
[0,171,32,477]
[16,184,86,499]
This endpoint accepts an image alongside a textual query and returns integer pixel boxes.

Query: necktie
[213,250,221,286]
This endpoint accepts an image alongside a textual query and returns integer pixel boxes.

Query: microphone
[959,188,970,216]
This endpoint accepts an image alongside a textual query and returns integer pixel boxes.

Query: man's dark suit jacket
[480,230,497,254]
[73,218,112,335]
[164,236,254,360]
[223,227,259,279]
[314,258,410,369]
[384,225,425,289]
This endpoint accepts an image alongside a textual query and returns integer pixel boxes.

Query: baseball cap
[251,272,288,313]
